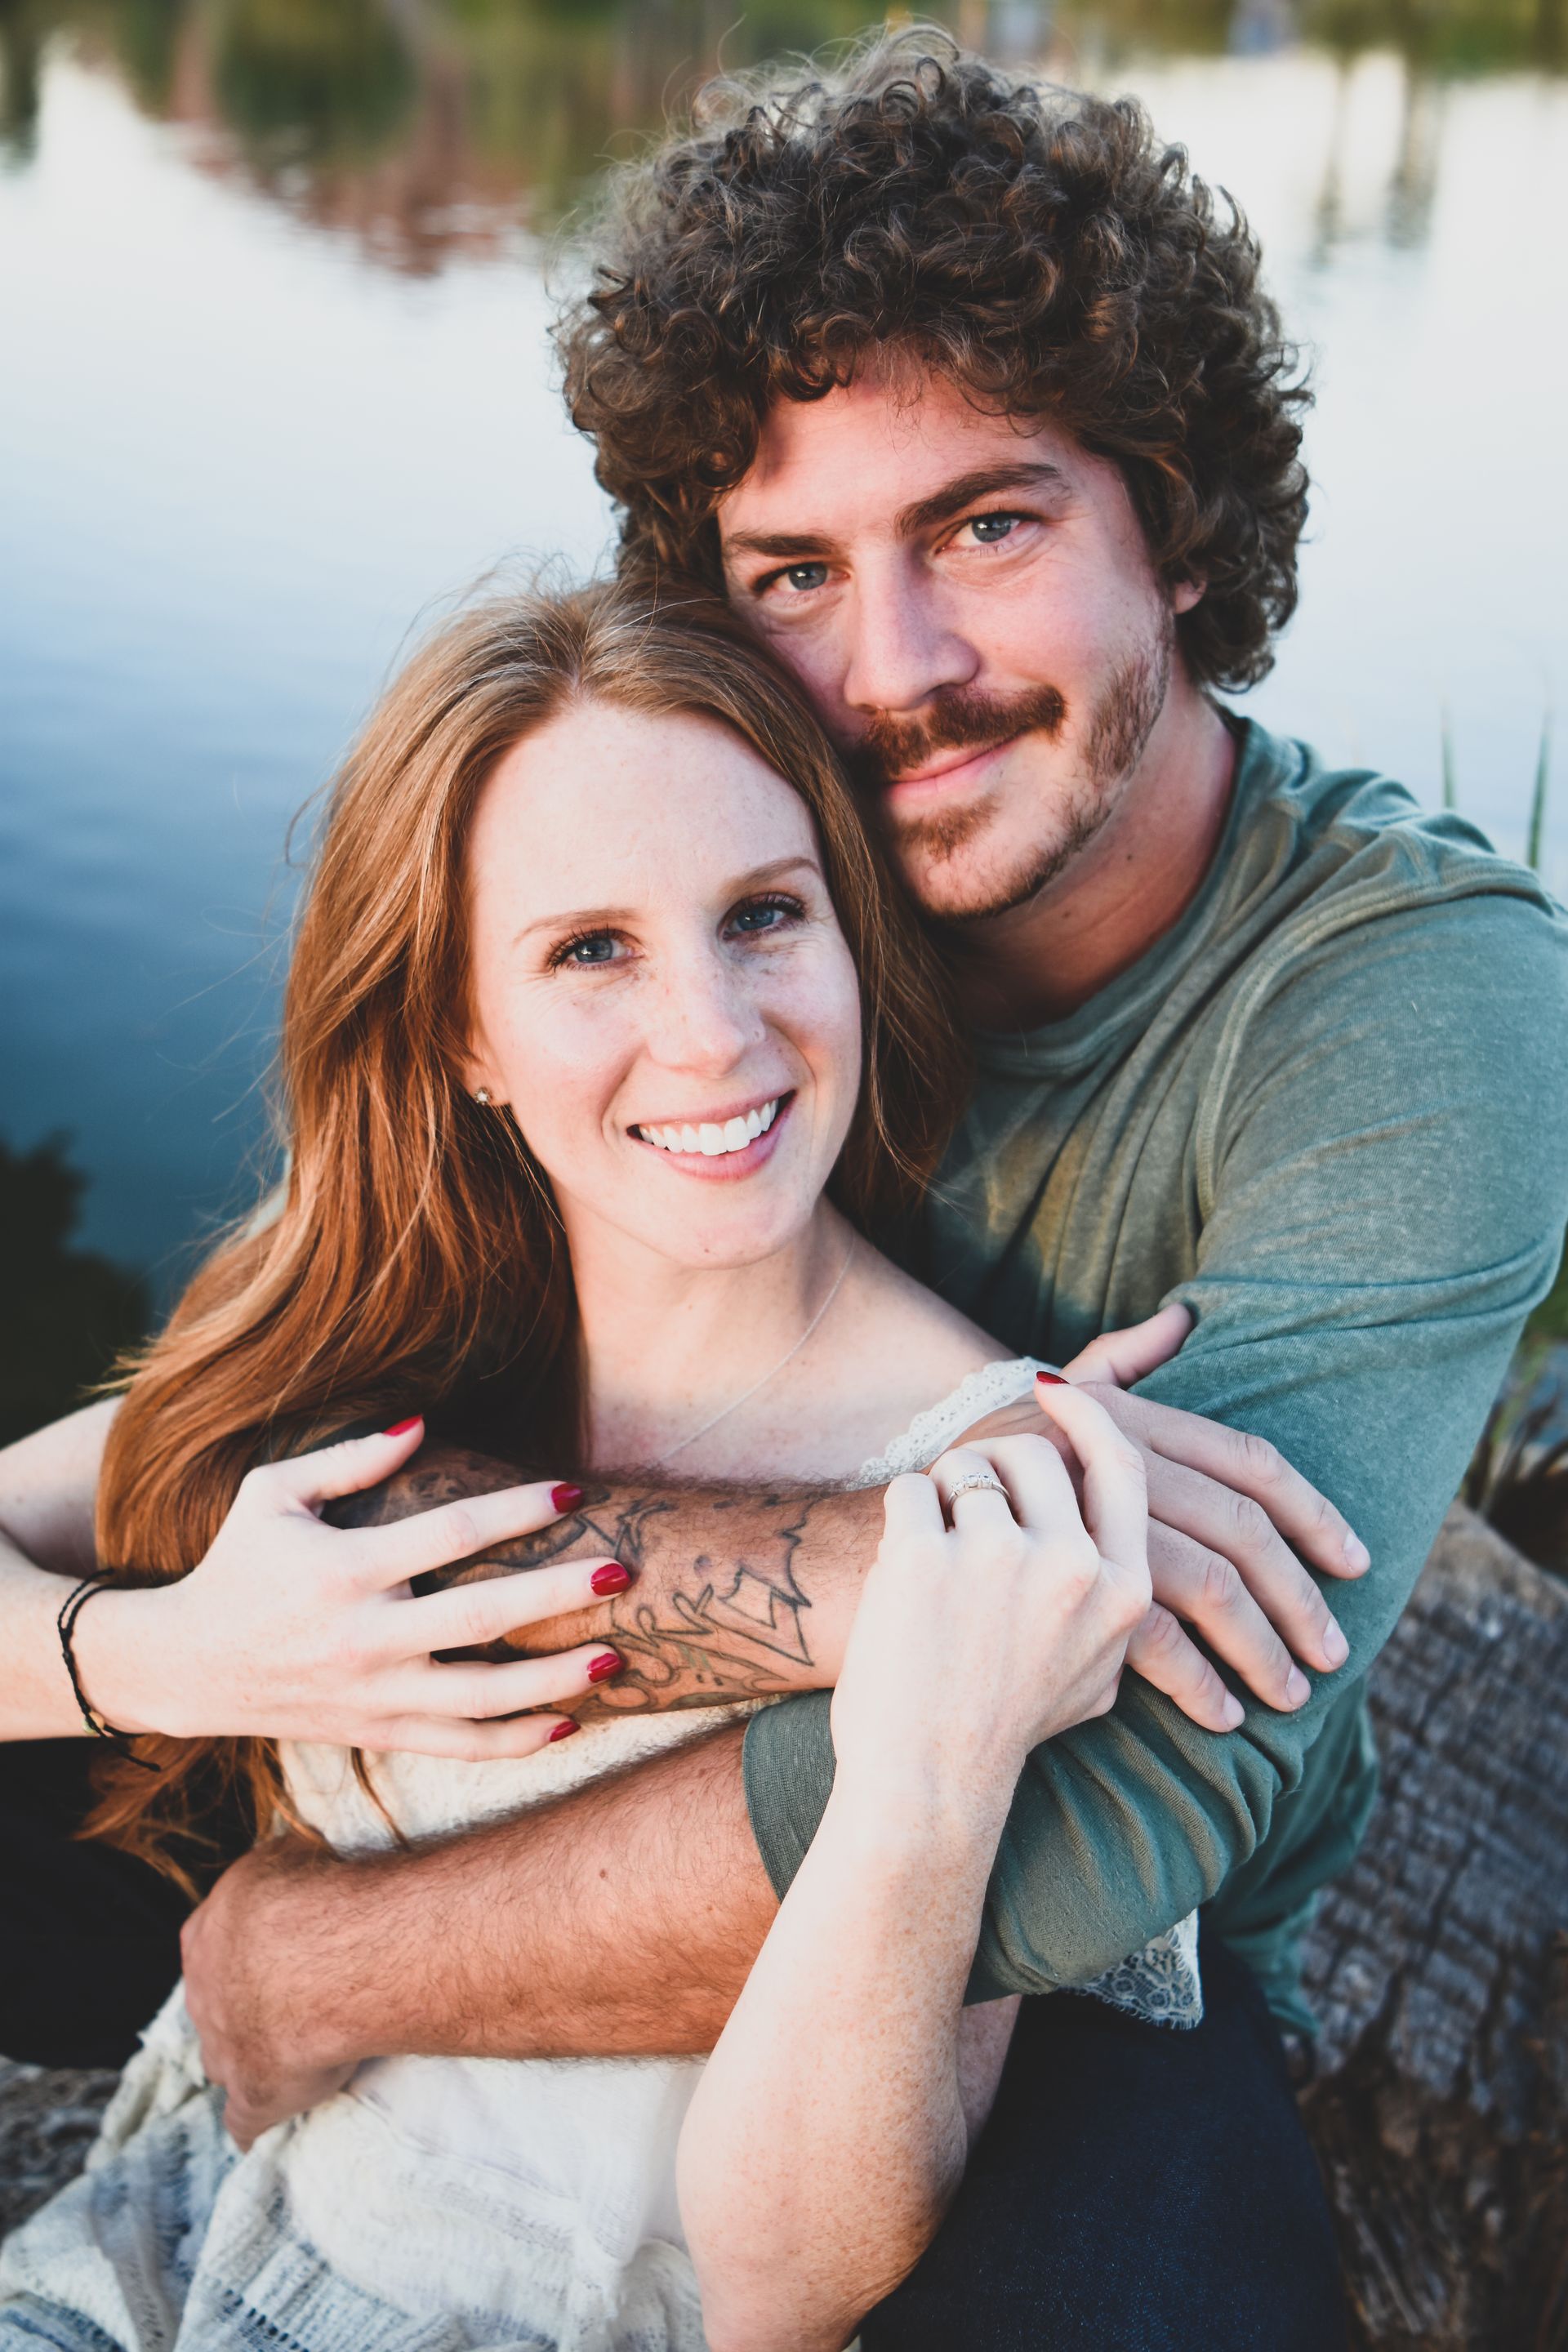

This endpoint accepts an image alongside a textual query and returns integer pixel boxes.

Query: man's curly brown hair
[559,32,1311,692]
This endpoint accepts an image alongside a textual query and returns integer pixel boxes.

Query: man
[6,36,1567,2347]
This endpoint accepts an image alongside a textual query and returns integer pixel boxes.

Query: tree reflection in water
[0,1137,149,1446]
[0,0,1561,271]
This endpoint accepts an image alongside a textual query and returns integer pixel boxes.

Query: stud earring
[474,1087,493,1107]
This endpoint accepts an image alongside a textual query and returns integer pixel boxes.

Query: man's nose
[840,564,978,719]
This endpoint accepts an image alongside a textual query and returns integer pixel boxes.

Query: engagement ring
[947,1472,1009,1503]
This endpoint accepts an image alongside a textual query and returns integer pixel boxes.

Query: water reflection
[0,1135,149,1445]
[1,0,1563,1308]
[1,0,1559,271]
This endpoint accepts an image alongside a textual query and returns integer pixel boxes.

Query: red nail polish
[551,1482,584,1514]
[587,1650,623,1683]
[548,1720,581,1743]
[383,1416,421,1437]
[590,1562,631,1596]
[1036,1371,1068,1387]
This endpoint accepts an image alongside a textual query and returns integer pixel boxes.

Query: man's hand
[182,1837,355,2149]
[961,1306,1370,1734]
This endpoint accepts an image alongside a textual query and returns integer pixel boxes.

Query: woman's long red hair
[89,578,969,1886]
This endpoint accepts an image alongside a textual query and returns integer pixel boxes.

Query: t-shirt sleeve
[743,885,1568,1996]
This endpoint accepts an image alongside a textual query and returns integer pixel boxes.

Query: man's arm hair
[331,1450,882,1718]
[191,1721,775,2080]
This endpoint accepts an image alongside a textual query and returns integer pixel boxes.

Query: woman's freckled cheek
[488,987,642,1169]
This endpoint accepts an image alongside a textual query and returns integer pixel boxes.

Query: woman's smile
[629,1090,792,1178]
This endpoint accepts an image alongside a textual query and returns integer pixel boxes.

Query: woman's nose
[644,951,766,1072]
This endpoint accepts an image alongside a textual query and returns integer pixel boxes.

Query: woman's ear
[460,1045,506,1109]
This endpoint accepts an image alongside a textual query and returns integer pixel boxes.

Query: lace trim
[1079,1911,1203,2029]
[857,1356,1047,1483]
[861,1356,1205,2033]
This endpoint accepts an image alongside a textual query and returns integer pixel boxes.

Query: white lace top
[38,1358,1199,2352]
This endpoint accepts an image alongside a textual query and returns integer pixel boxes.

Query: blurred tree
[212,0,416,171]
[102,0,194,113]
[0,1136,149,1449]
[0,0,47,158]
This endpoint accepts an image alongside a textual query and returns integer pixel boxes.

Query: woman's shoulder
[840,1244,1007,1391]
[850,1355,1043,1486]
[831,1246,1036,1479]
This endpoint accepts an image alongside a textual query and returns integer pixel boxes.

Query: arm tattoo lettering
[330,1446,830,1716]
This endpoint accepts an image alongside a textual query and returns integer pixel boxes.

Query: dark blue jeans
[862,1927,1348,2351]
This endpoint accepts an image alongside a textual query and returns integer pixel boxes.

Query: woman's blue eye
[560,933,617,965]
[730,897,800,935]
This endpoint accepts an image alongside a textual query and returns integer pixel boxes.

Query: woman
[0,579,1181,2351]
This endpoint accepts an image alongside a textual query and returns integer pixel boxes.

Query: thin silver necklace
[649,1236,857,1471]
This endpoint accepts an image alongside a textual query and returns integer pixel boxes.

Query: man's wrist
[518,1482,877,1708]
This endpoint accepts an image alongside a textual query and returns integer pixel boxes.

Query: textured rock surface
[0,2060,117,2234]
[1299,1505,1568,2350]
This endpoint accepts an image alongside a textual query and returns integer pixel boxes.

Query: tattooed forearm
[329,1445,876,1715]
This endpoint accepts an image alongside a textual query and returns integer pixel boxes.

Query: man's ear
[1171,575,1206,616]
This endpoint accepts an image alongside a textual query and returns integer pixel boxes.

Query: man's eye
[771,562,829,595]
[964,512,1022,545]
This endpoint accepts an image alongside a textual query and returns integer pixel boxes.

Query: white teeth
[635,1098,782,1156]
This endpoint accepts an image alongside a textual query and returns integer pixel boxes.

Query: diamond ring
[947,1472,1009,1504]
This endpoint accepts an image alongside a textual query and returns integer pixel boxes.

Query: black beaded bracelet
[56,1573,158,1766]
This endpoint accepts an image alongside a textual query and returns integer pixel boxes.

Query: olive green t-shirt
[742,717,1568,2032]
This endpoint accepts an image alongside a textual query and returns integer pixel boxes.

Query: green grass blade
[1526,712,1551,873]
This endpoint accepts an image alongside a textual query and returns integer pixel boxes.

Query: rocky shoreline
[0,2060,117,2236]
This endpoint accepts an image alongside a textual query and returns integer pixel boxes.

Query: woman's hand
[74,1419,628,1757]
[958,1306,1367,1734]
[830,1389,1151,1812]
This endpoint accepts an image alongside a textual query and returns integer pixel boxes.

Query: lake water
[2,0,1565,1299]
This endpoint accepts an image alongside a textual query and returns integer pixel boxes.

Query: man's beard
[850,625,1174,923]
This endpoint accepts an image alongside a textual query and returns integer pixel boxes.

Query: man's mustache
[848,684,1068,791]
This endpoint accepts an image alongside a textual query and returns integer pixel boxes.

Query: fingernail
[1343,1532,1370,1572]
[1285,1666,1311,1706]
[1036,1370,1068,1387]
[551,1482,584,1514]
[587,1650,623,1683]
[1323,1620,1348,1668]
[383,1416,421,1437]
[1222,1695,1245,1730]
[548,1720,581,1743]
[590,1562,631,1596]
